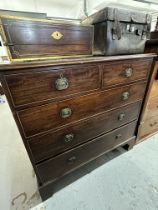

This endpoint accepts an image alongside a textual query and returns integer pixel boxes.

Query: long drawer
[4,64,100,107]
[18,81,146,137]
[102,59,151,88]
[37,121,136,183]
[29,102,141,163]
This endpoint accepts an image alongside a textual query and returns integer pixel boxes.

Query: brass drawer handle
[67,156,77,164]
[123,67,133,78]
[64,133,74,143]
[60,107,72,119]
[55,76,69,91]
[115,134,122,139]
[118,113,125,121]
[122,91,130,101]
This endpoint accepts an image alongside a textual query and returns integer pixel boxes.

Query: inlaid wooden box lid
[0,15,93,62]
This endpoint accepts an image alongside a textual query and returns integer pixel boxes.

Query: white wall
[0,0,157,29]
[86,0,158,30]
[0,0,158,20]
[87,0,158,15]
[0,0,85,19]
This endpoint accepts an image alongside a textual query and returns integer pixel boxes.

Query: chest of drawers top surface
[0,54,155,71]
[0,54,155,110]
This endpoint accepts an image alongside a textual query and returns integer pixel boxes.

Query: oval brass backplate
[51,31,63,40]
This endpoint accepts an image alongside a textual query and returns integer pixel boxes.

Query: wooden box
[0,16,93,61]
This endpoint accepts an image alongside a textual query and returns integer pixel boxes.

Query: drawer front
[5,64,100,107]
[143,97,158,121]
[139,116,158,138]
[18,82,146,137]
[148,81,158,100]
[29,102,141,162]
[37,121,136,183]
[102,59,151,88]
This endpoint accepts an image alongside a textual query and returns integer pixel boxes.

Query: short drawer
[143,97,158,121]
[148,81,158,100]
[4,64,100,107]
[139,116,158,138]
[36,121,136,183]
[102,59,151,88]
[18,81,146,137]
[29,102,141,162]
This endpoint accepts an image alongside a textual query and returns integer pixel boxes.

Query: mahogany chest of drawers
[0,54,154,200]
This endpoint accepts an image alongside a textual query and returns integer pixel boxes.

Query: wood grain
[0,55,155,71]
[0,54,154,200]
[37,121,136,183]
[102,59,151,88]
[5,64,100,107]
[29,101,141,162]
[137,62,158,141]
[143,96,158,121]
[139,116,158,139]
[1,17,93,58]
[18,81,146,137]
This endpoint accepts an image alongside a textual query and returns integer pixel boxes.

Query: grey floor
[1,95,158,210]
[33,137,158,210]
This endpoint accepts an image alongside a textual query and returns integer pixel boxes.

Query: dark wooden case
[82,7,151,55]
[0,16,93,61]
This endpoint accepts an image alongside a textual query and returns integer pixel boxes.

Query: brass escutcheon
[124,67,133,78]
[64,133,74,143]
[60,107,72,119]
[118,113,125,121]
[122,91,130,101]
[51,31,63,40]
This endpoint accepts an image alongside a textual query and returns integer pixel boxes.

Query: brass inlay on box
[51,31,63,40]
